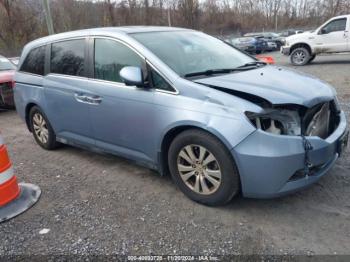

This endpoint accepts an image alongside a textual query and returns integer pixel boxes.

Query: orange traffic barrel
[0,133,41,223]
[256,55,275,64]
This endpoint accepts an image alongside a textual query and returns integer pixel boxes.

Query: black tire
[29,106,59,150]
[168,129,240,206]
[290,47,311,66]
[308,55,316,63]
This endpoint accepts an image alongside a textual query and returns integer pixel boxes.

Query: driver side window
[94,38,143,83]
[322,18,347,34]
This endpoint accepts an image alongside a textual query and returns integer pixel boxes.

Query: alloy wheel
[292,51,307,65]
[177,144,222,195]
[32,113,49,144]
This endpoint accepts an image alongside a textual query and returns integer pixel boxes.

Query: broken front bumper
[232,111,347,198]
[280,46,291,56]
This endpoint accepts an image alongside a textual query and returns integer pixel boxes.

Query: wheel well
[159,125,242,194]
[160,126,205,176]
[25,103,37,132]
[159,126,234,177]
[290,43,312,55]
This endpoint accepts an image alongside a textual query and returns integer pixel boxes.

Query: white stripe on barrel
[0,166,14,185]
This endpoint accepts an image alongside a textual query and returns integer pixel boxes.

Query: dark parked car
[245,32,284,50]
[253,36,278,52]
[279,29,304,37]
[0,55,16,108]
[230,37,268,54]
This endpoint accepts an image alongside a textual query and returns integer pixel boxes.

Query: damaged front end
[245,100,340,139]
[193,66,347,198]
[231,97,347,198]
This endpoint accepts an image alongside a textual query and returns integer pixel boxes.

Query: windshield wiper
[236,61,267,69]
[185,69,234,78]
[184,61,267,78]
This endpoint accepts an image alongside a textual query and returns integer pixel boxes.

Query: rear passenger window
[51,39,85,77]
[20,46,46,75]
[94,38,143,83]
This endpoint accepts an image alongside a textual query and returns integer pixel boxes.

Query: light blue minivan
[14,27,348,205]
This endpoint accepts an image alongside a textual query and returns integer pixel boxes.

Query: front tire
[168,129,240,206]
[290,47,311,66]
[29,106,59,150]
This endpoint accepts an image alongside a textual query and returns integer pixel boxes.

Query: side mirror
[120,66,145,87]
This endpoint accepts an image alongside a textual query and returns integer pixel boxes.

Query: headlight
[305,103,330,137]
[245,109,301,135]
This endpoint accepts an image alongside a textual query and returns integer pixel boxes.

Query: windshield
[131,31,255,77]
[0,57,16,71]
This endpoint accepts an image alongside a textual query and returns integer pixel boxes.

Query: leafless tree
[0,0,349,56]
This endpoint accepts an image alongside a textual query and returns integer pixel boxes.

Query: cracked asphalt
[0,52,349,258]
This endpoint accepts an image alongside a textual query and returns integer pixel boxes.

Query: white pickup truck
[281,14,350,65]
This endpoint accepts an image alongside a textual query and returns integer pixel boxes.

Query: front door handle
[74,93,102,105]
[86,96,102,105]
[74,93,88,103]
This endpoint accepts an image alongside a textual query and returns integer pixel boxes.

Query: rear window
[20,46,46,75]
[50,39,85,77]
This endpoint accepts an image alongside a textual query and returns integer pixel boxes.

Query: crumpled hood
[195,66,334,108]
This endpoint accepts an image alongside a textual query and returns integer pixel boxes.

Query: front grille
[289,164,324,181]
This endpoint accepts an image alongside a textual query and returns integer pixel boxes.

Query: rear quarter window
[20,46,46,75]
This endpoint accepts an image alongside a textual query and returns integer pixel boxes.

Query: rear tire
[168,129,240,206]
[29,106,59,150]
[290,47,311,66]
